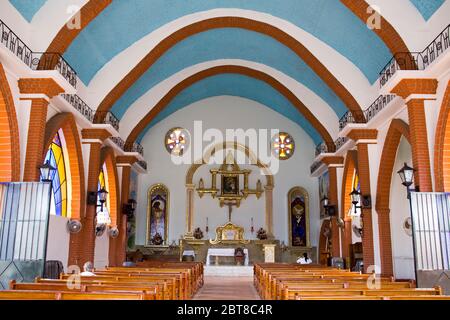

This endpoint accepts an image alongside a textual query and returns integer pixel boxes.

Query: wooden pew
[0,290,151,300]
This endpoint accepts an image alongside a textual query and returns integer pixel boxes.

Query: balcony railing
[62,94,120,131]
[1,19,77,88]
[315,142,328,157]
[110,136,125,150]
[379,24,449,88]
[93,111,120,132]
[335,137,349,151]
[310,160,322,175]
[62,94,94,123]
[339,94,396,131]
[132,142,144,157]
[137,160,147,171]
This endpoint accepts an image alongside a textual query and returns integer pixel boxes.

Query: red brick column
[377,208,393,276]
[391,79,438,192]
[347,129,378,273]
[322,156,344,258]
[68,129,111,267]
[18,78,64,181]
[113,156,138,266]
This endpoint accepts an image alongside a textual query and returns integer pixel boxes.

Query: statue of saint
[291,197,306,246]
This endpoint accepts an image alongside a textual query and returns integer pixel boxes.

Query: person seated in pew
[80,262,96,276]
[296,253,313,265]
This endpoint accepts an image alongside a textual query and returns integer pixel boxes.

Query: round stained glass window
[272,132,295,160]
[165,127,189,156]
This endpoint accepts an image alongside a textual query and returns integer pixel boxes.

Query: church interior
[0,0,449,301]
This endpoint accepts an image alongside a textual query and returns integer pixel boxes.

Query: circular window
[272,132,295,160]
[165,127,189,156]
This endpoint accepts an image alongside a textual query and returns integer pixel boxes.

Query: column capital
[81,128,112,143]
[116,155,139,166]
[346,129,378,144]
[18,78,65,100]
[391,78,438,101]
[321,156,344,167]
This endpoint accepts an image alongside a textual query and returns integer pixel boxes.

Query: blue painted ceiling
[64,0,391,85]
[11,0,445,144]
[137,73,322,145]
[410,0,445,20]
[9,0,47,22]
[110,28,348,120]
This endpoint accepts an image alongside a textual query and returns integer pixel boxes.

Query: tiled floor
[194,276,261,300]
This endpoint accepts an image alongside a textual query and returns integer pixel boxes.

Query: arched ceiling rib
[124,65,336,151]
[119,59,340,141]
[110,28,348,120]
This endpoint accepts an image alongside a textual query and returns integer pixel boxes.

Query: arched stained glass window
[43,130,67,217]
[96,165,111,225]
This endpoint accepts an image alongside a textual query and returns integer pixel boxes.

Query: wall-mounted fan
[353,225,362,238]
[95,224,106,237]
[403,217,412,236]
[67,220,82,234]
[108,226,119,238]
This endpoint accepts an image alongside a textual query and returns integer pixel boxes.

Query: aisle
[193,276,261,300]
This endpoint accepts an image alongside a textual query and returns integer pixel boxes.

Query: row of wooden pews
[0,262,203,300]
[254,263,450,300]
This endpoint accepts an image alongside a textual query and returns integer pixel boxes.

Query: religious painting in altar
[288,187,310,247]
[146,184,169,246]
[126,170,139,251]
[221,175,239,195]
[319,171,330,219]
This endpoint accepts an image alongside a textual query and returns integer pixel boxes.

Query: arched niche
[288,186,310,248]
[185,142,274,238]
[146,183,170,246]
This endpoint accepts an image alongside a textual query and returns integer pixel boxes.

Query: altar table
[206,248,249,266]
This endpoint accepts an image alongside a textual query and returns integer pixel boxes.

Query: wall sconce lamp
[87,188,108,212]
[39,160,57,183]
[321,196,336,216]
[123,199,137,216]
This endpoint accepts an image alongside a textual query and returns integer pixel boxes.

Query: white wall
[46,215,70,272]
[135,96,320,248]
[390,136,415,280]
[94,232,110,269]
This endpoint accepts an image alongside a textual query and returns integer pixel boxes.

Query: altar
[206,248,249,266]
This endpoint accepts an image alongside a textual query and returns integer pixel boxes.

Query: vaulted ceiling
[6,0,448,147]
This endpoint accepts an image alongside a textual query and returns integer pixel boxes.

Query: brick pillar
[114,155,138,266]
[322,156,344,258]
[18,78,64,181]
[68,129,111,267]
[377,208,393,276]
[391,78,438,192]
[347,129,378,273]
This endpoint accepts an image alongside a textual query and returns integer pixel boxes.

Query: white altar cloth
[206,248,249,266]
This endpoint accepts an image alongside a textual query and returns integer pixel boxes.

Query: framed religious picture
[146,184,169,246]
[319,171,330,219]
[221,175,239,195]
[288,187,310,247]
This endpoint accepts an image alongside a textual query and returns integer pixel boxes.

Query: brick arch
[375,119,411,276]
[434,81,450,192]
[124,65,336,151]
[341,150,358,259]
[0,63,20,182]
[94,16,365,123]
[44,113,85,220]
[341,0,413,58]
[45,0,112,54]
[100,147,119,227]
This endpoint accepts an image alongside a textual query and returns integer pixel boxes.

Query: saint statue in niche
[291,196,307,246]
[149,194,167,245]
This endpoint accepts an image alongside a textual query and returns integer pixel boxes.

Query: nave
[0,0,450,303]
